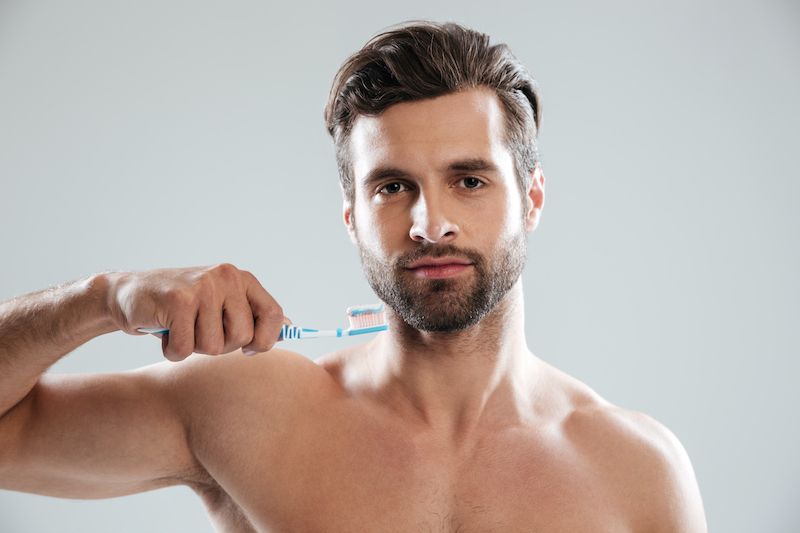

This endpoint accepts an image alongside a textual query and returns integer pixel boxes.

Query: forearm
[0,273,119,417]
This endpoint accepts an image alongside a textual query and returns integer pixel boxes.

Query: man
[0,21,707,532]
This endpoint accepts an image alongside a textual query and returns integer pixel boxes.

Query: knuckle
[212,262,238,279]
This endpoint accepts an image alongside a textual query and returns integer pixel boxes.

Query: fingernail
[243,348,258,356]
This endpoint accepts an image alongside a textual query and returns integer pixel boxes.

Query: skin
[0,87,707,532]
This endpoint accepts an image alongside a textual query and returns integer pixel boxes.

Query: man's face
[343,87,545,332]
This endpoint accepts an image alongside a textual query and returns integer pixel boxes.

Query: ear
[343,200,358,245]
[524,164,545,233]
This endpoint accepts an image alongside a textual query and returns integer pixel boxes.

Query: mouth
[406,256,473,269]
[408,263,473,279]
[405,256,474,279]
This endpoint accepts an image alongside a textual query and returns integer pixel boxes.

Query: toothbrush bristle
[346,304,387,330]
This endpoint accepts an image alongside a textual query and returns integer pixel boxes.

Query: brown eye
[380,182,408,194]
[461,177,484,189]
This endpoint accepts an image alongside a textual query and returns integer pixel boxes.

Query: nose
[408,190,459,244]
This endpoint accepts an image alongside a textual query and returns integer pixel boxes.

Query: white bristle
[346,304,386,329]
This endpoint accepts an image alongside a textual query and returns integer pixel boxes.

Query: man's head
[324,21,545,332]
[325,20,542,208]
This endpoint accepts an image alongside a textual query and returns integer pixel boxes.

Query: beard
[356,230,527,332]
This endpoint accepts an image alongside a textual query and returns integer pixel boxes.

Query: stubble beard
[356,230,527,333]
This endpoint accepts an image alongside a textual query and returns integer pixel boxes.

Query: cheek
[500,187,526,234]
[471,189,524,240]
[353,201,406,255]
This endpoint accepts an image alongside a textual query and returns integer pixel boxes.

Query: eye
[459,176,485,189]
[378,182,410,195]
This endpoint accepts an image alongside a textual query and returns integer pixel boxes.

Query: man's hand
[105,264,288,361]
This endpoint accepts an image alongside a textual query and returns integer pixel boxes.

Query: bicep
[0,364,205,499]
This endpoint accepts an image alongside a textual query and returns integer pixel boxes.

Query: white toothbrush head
[346,303,387,330]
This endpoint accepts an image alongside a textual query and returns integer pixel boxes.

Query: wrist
[84,271,123,335]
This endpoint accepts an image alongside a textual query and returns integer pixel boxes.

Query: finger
[194,298,225,355]
[241,277,284,354]
[244,317,291,356]
[161,312,196,362]
[221,296,255,354]
[271,316,294,346]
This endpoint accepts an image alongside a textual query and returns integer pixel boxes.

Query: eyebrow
[361,158,499,188]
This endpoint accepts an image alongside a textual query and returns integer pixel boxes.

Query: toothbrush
[136,303,389,340]
[277,303,388,340]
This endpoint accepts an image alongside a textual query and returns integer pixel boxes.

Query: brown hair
[324,20,542,205]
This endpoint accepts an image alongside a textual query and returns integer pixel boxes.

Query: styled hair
[323,20,542,204]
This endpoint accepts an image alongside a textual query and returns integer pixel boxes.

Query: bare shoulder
[547,365,707,532]
[138,347,340,488]
[162,346,332,384]
[149,347,341,410]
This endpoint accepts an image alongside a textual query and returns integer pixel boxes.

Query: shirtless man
[0,21,707,532]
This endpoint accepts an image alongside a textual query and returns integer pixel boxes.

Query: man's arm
[0,346,317,499]
[0,274,203,496]
[0,266,288,498]
[0,363,206,497]
[0,274,116,419]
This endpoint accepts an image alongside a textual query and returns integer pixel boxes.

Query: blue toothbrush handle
[136,324,385,340]
[137,325,309,340]
[277,325,310,340]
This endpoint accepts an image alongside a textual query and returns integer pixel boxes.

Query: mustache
[396,244,485,270]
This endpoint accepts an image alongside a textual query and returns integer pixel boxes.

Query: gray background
[0,0,797,531]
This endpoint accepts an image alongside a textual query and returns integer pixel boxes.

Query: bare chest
[193,408,634,532]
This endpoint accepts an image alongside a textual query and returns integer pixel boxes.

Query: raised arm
[0,274,116,420]
[0,265,289,498]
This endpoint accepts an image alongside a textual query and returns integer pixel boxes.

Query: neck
[357,280,539,444]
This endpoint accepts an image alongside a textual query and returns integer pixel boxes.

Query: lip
[406,256,474,269]
[407,263,473,279]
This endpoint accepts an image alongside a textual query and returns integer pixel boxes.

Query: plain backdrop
[1,0,798,531]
